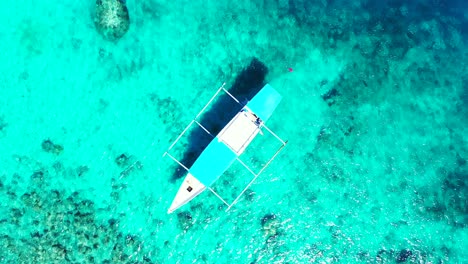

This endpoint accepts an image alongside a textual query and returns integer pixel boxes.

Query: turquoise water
[0,0,467,262]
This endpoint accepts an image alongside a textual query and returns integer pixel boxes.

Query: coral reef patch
[261,214,281,239]
[94,0,130,41]
[41,139,64,154]
[0,187,155,262]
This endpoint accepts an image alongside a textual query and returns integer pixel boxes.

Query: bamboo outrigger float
[164,83,287,213]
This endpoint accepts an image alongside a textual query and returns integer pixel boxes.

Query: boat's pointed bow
[167,173,206,214]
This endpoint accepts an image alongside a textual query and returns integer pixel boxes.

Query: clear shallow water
[0,0,467,263]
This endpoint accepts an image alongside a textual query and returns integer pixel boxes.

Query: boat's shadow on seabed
[170,57,268,182]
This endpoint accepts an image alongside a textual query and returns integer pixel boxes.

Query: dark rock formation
[115,153,129,167]
[94,0,130,41]
[261,214,280,238]
[41,139,63,154]
[321,88,339,105]
[0,116,6,132]
[396,249,413,263]
[114,153,142,177]
[76,166,89,177]
[376,249,394,262]
[177,211,194,231]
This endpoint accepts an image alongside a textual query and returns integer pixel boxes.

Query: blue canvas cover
[246,84,282,122]
[189,138,237,186]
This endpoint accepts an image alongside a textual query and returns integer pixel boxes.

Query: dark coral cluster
[114,153,143,178]
[41,139,64,155]
[0,187,154,263]
[94,0,130,41]
[0,116,6,133]
[261,213,281,239]
[415,167,468,227]
[301,244,447,263]
[0,140,156,262]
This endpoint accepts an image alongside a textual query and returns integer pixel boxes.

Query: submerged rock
[321,88,339,102]
[31,170,45,184]
[76,165,89,177]
[94,0,130,41]
[115,153,129,167]
[177,211,193,230]
[0,116,6,131]
[10,208,24,224]
[41,139,63,154]
[108,218,118,228]
[245,189,255,202]
[376,249,394,262]
[261,214,280,238]
[396,249,412,263]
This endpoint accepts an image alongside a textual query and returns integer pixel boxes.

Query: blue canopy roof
[189,138,237,186]
[246,84,282,122]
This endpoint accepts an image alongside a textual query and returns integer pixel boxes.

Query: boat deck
[217,109,261,155]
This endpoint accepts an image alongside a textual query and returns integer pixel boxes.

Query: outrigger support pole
[163,83,225,157]
[261,124,287,145]
[165,152,190,172]
[208,187,230,207]
[225,140,287,211]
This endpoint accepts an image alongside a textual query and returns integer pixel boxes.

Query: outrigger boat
[164,83,287,214]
